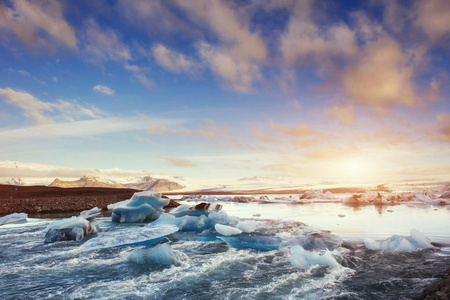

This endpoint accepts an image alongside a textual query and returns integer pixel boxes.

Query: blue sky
[0,0,449,188]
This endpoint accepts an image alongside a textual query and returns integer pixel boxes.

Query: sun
[336,157,372,182]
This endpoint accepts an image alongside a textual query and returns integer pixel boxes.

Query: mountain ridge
[48,175,185,192]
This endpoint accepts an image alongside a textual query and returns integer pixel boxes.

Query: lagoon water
[1,200,449,299]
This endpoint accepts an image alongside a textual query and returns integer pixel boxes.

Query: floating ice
[128,243,177,266]
[0,212,28,225]
[218,235,282,251]
[236,221,258,233]
[80,224,178,250]
[364,229,434,251]
[79,207,102,220]
[300,190,336,200]
[215,224,242,236]
[45,216,97,243]
[108,191,169,223]
[150,210,229,232]
[289,245,341,269]
[171,202,222,218]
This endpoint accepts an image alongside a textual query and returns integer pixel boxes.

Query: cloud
[0,117,147,141]
[152,44,197,74]
[142,116,192,135]
[280,1,357,66]
[82,19,131,62]
[341,37,419,108]
[93,84,115,96]
[0,0,77,51]
[436,113,450,142]
[269,122,313,136]
[323,103,356,125]
[161,157,196,167]
[124,64,155,89]
[253,131,279,143]
[174,0,267,62]
[198,119,234,141]
[0,87,53,123]
[0,87,105,124]
[415,0,450,43]
[198,42,262,93]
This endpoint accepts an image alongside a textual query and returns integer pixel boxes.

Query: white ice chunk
[215,224,242,236]
[149,211,230,232]
[45,216,97,243]
[289,245,340,269]
[79,207,102,220]
[128,243,176,265]
[108,191,169,223]
[236,221,258,233]
[0,212,28,225]
[364,229,434,251]
[80,224,178,250]
[46,216,89,230]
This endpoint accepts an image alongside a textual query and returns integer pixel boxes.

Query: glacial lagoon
[1,197,449,299]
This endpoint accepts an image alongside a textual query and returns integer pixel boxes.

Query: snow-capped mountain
[48,175,185,192]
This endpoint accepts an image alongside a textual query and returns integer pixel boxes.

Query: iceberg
[171,202,222,218]
[108,191,169,223]
[364,229,434,251]
[289,245,341,269]
[80,224,178,250]
[79,207,102,220]
[128,243,177,266]
[236,221,258,233]
[45,216,97,243]
[215,224,242,236]
[0,212,28,225]
[149,210,229,232]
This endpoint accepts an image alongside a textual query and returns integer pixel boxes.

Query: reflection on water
[217,201,450,244]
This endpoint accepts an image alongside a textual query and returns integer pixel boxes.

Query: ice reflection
[211,201,450,245]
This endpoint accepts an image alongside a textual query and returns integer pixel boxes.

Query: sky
[0,0,450,189]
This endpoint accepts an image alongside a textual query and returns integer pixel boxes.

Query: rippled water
[1,202,449,299]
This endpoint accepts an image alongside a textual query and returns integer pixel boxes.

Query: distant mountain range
[4,175,185,192]
[48,175,185,192]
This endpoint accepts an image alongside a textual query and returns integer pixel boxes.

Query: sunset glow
[0,0,449,189]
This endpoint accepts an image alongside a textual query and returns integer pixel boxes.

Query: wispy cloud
[93,84,115,96]
[153,44,197,74]
[161,157,196,167]
[0,87,105,124]
[0,0,77,51]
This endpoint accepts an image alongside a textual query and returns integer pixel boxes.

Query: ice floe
[0,212,28,225]
[215,224,242,236]
[108,191,169,223]
[80,224,178,250]
[45,216,97,243]
[149,209,230,232]
[289,245,341,269]
[128,243,179,266]
[364,229,434,251]
[236,220,259,233]
[218,235,282,251]
[79,207,102,220]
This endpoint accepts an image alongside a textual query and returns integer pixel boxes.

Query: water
[1,201,449,299]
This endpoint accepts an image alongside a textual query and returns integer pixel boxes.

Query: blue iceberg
[108,191,169,223]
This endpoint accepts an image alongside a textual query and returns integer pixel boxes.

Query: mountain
[125,176,185,192]
[48,175,185,192]
[49,176,126,189]
[1,178,25,186]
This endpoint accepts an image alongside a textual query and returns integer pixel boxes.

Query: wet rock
[417,269,450,299]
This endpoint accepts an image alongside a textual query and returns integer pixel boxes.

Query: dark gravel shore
[0,185,139,215]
